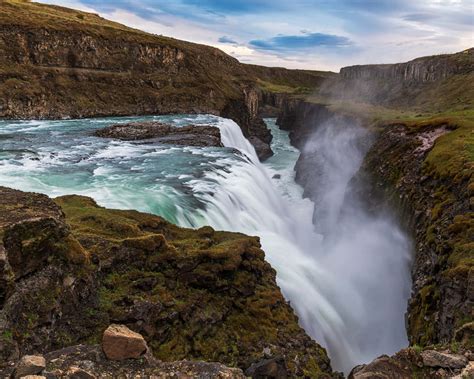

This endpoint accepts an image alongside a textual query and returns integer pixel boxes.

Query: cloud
[180,0,282,15]
[249,32,352,52]
[41,0,473,70]
[218,36,238,44]
[403,13,437,22]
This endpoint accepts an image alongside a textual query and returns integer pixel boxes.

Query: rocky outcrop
[349,348,473,379]
[95,122,223,147]
[340,48,473,83]
[0,187,337,377]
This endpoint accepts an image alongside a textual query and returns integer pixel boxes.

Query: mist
[178,117,413,374]
[295,117,413,373]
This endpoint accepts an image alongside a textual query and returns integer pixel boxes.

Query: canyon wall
[340,49,473,83]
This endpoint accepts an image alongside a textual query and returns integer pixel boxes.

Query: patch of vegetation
[51,195,333,376]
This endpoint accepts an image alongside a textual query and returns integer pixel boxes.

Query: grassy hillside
[0,0,330,117]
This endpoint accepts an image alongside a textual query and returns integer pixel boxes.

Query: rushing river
[0,115,412,374]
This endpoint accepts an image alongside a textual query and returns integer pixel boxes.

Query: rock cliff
[321,48,473,112]
[340,49,473,83]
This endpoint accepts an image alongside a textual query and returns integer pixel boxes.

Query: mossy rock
[0,189,336,377]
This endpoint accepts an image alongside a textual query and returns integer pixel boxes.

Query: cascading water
[0,115,412,374]
[182,117,413,374]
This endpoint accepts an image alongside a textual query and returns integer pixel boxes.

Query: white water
[182,117,412,374]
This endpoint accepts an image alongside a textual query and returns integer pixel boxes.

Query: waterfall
[0,114,412,374]
[180,118,412,374]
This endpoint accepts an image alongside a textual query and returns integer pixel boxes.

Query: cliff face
[340,49,473,83]
[358,120,473,347]
[0,187,337,378]
[321,48,474,112]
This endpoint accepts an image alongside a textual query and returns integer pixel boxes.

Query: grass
[256,79,312,95]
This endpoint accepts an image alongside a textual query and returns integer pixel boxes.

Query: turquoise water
[0,115,251,224]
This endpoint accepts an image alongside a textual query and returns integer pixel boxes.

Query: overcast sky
[42,0,473,71]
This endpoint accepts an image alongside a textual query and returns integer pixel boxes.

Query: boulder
[14,355,46,378]
[348,355,411,379]
[451,361,474,379]
[102,324,148,360]
[245,356,287,379]
[65,366,97,379]
[420,350,468,369]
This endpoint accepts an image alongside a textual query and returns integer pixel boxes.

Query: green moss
[49,195,334,376]
[409,284,440,345]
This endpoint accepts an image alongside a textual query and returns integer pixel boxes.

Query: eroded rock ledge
[95,122,223,147]
[0,186,337,378]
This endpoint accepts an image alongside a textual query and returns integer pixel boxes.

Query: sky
[42,0,473,71]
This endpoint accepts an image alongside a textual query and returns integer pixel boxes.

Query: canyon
[0,0,472,378]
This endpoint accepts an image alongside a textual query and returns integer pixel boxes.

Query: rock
[245,356,287,379]
[272,174,281,179]
[248,136,273,161]
[95,122,223,147]
[348,355,411,379]
[14,355,46,378]
[451,361,474,379]
[19,376,46,379]
[102,324,148,360]
[65,366,96,379]
[0,187,88,281]
[420,350,468,369]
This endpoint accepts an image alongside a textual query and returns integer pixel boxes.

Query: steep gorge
[273,85,473,376]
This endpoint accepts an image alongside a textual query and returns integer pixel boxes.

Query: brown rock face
[348,355,411,379]
[420,350,469,369]
[102,324,148,361]
[14,355,46,378]
[95,122,222,147]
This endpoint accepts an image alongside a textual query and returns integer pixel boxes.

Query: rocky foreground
[0,187,336,378]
